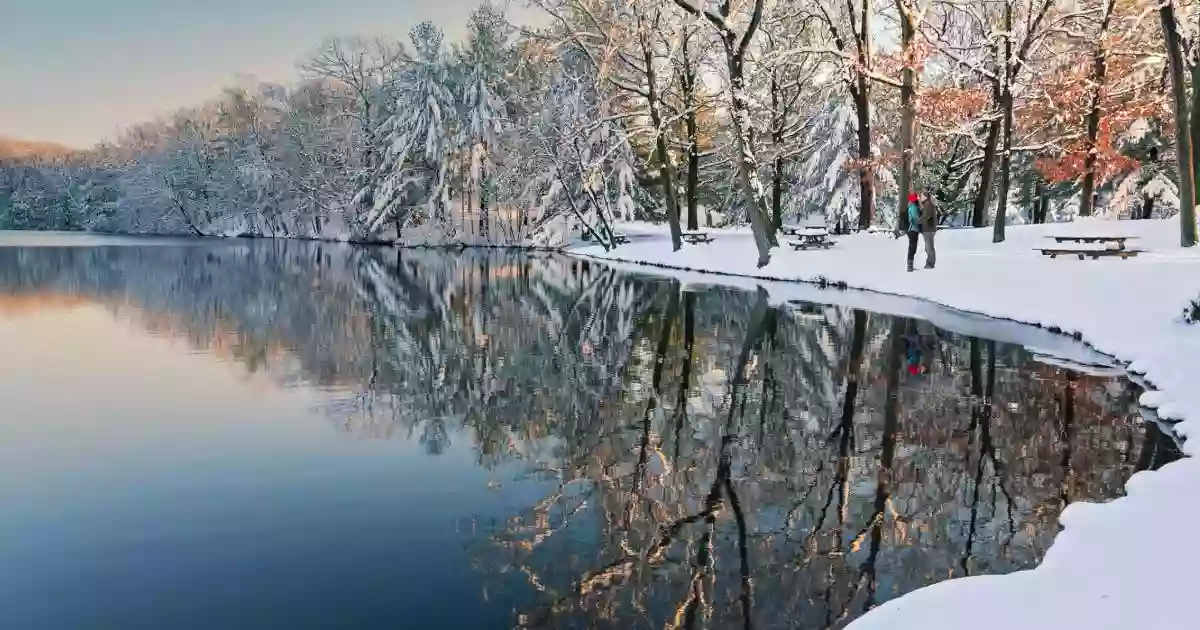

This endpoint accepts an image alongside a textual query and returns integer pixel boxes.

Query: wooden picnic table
[611,232,630,245]
[781,225,826,236]
[787,229,835,250]
[682,231,713,244]
[1048,235,1136,250]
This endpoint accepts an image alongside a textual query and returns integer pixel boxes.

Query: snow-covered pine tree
[365,22,457,239]
[789,95,861,233]
[456,3,512,242]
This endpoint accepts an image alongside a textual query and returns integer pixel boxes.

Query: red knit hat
[908,193,919,202]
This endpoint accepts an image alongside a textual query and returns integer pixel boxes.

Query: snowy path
[570,218,1200,630]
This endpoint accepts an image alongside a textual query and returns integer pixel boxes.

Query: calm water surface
[0,237,1181,629]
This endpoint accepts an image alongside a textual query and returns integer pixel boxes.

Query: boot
[907,260,915,272]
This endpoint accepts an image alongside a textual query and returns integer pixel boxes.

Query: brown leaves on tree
[1022,2,1169,186]
[919,87,991,129]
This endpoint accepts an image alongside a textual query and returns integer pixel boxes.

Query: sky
[0,0,539,148]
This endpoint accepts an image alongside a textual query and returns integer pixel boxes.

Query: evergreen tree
[366,22,457,236]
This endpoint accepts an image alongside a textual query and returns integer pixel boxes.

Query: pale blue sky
[1,0,536,147]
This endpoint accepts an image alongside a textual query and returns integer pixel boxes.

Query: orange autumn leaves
[918,87,990,129]
[852,0,1170,190]
[1026,15,1167,185]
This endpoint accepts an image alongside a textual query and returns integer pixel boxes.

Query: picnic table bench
[682,231,713,244]
[1038,235,1142,260]
[1037,247,1143,260]
[787,227,835,250]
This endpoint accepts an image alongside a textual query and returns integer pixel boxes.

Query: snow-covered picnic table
[1048,234,1136,249]
[780,225,834,249]
[1039,234,1142,259]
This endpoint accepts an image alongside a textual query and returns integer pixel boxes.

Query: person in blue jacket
[905,192,921,272]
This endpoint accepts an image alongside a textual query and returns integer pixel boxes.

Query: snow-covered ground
[570,218,1200,630]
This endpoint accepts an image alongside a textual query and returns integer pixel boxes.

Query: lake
[0,236,1180,629]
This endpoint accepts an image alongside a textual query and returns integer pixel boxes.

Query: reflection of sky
[0,304,551,629]
[0,0,541,147]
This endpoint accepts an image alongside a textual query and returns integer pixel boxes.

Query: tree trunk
[641,19,683,251]
[853,85,876,231]
[687,120,700,231]
[854,0,876,232]
[1191,62,1200,206]
[1028,179,1040,223]
[1035,179,1050,223]
[681,33,701,232]
[727,41,777,265]
[864,316,903,602]
[772,155,783,230]
[771,72,784,230]
[994,89,1014,241]
[1159,2,1197,246]
[1059,372,1077,506]
[1079,0,1117,218]
[1140,192,1155,220]
[896,0,918,233]
[972,119,1000,227]
[654,129,683,250]
[479,147,489,241]
[654,288,679,392]
[838,309,869,433]
[674,291,696,461]
[993,2,1014,243]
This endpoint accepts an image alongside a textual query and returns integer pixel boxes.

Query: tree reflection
[0,242,1179,629]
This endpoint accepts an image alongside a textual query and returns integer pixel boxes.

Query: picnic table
[1037,235,1142,260]
[611,232,630,245]
[781,224,829,236]
[787,227,835,250]
[682,231,713,244]
[1048,235,1136,250]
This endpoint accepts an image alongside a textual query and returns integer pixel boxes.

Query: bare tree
[300,36,409,223]
[671,0,779,266]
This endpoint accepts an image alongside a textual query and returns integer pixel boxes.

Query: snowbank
[570,218,1200,630]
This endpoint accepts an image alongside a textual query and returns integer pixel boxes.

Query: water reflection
[0,241,1180,629]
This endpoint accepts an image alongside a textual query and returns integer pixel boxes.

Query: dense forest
[0,0,1197,254]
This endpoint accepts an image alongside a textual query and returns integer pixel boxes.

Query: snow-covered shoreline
[570,219,1200,630]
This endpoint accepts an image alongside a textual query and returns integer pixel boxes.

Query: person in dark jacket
[905,193,921,272]
[919,192,937,268]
